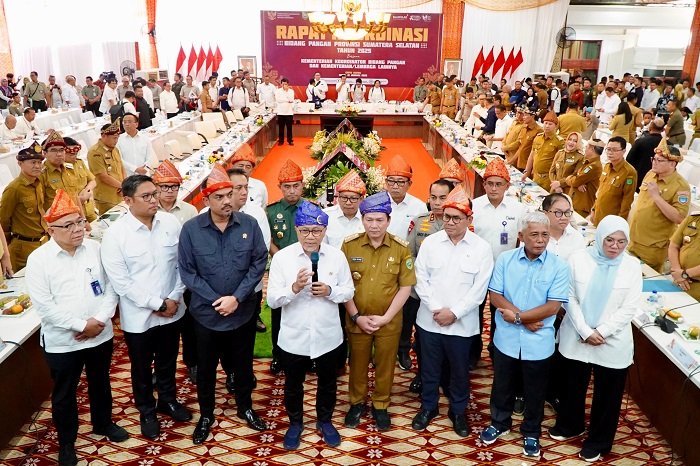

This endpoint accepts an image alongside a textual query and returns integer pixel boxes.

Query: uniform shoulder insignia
[390,234,409,247]
[690,211,700,216]
[344,232,363,243]
[267,200,281,208]
[556,135,564,141]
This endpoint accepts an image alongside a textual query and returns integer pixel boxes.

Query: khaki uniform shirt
[629,104,642,142]
[537,90,548,110]
[609,114,634,142]
[40,162,81,211]
[8,102,22,117]
[342,232,416,336]
[502,121,523,156]
[23,81,47,102]
[64,160,97,222]
[81,84,101,102]
[0,173,47,239]
[592,160,637,226]
[629,170,690,248]
[670,213,700,300]
[549,149,584,190]
[407,212,443,299]
[531,133,564,191]
[427,89,442,114]
[514,123,543,170]
[440,87,459,118]
[87,141,125,214]
[667,110,686,146]
[557,111,587,139]
[566,158,602,216]
[266,198,303,250]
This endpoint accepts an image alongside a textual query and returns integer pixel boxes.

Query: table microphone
[311,251,319,283]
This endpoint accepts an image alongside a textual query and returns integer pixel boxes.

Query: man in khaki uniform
[426,83,442,115]
[566,139,604,217]
[88,119,125,214]
[629,139,690,272]
[440,78,460,120]
[63,137,98,222]
[523,111,564,192]
[509,107,542,171]
[627,94,643,143]
[39,132,80,211]
[668,211,700,301]
[556,102,586,139]
[591,136,637,226]
[549,132,585,193]
[665,100,686,147]
[501,107,524,161]
[0,142,47,270]
[342,191,415,432]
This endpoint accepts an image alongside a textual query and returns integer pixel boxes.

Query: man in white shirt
[139,78,154,110]
[268,201,354,450]
[0,114,20,140]
[229,146,268,209]
[99,78,119,115]
[116,75,133,101]
[26,190,128,466]
[685,87,700,114]
[116,113,158,175]
[466,92,489,135]
[487,105,513,151]
[310,72,328,107]
[100,175,191,441]
[335,74,351,104]
[275,78,295,145]
[228,77,250,111]
[596,86,620,125]
[641,80,661,112]
[412,186,493,437]
[14,107,40,137]
[258,75,277,109]
[61,75,82,109]
[385,155,428,239]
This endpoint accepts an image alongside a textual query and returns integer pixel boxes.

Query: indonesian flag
[481,47,495,77]
[205,45,214,79]
[196,45,206,80]
[510,48,524,78]
[492,47,506,79]
[501,48,515,81]
[175,45,186,75]
[187,45,197,77]
[213,45,223,73]
[471,46,484,81]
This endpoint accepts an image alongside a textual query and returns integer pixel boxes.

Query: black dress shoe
[411,408,438,431]
[409,375,423,394]
[192,416,213,444]
[256,318,267,332]
[225,373,235,394]
[157,401,192,422]
[372,407,391,431]
[58,443,78,466]
[344,403,364,428]
[270,359,282,375]
[187,366,197,385]
[92,422,129,442]
[448,411,470,437]
[140,414,160,439]
[397,351,412,370]
[238,408,268,431]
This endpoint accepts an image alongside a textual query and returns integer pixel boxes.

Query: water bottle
[646,290,659,314]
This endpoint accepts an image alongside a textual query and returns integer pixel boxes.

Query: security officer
[342,191,415,432]
[523,111,564,192]
[88,118,125,214]
[509,107,542,171]
[668,211,700,301]
[548,132,585,194]
[566,138,604,217]
[629,139,690,272]
[440,77,460,120]
[501,107,524,162]
[63,137,98,223]
[0,142,47,270]
[426,82,442,114]
[590,136,637,227]
[266,159,305,374]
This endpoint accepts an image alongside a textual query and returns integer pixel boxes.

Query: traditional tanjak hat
[335,170,367,195]
[44,189,80,223]
[443,186,473,216]
[439,158,465,182]
[63,136,81,155]
[17,142,44,161]
[543,111,559,125]
[655,137,682,163]
[483,157,510,182]
[360,191,392,215]
[42,131,66,150]
[278,159,303,183]
[101,118,121,135]
[201,164,233,197]
[152,159,183,185]
[295,200,328,226]
[385,155,413,178]
[231,144,257,166]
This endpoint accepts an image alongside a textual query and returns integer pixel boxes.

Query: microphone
[310,251,319,283]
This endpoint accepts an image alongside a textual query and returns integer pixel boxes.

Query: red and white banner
[179,44,224,79]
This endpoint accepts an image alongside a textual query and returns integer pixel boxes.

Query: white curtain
[460,0,570,84]
[101,42,138,77]
[56,44,93,80]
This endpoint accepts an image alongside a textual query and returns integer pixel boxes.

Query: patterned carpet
[0,325,681,466]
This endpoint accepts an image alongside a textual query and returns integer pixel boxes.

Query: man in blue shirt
[480,211,569,458]
[509,81,527,106]
[218,77,231,112]
[178,165,269,444]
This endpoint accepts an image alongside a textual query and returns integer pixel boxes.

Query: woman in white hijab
[548,215,642,462]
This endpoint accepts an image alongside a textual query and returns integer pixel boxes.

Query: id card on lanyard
[500,221,509,245]
[86,268,103,296]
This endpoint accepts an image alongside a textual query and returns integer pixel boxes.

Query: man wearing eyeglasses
[628,139,690,272]
[26,190,128,466]
[39,133,82,212]
[384,155,428,242]
[590,136,636,227]
[412,186,493,437]
[230,145,268,210]
[101,175,191,440]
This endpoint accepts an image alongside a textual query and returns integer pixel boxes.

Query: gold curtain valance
[463,0,559,11]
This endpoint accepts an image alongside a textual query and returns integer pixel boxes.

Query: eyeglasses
[485,181,506,188]
[650,157,670,164]
[603,236,628,247]
[135,191,160,202]
[47,147,65,153]
[545,209,573,218]
[297,228,324,237]
[442,213,467,224]
[607,147,624,153]
[158,184,180,192]
[338,195,361,203]
[51,218,87,231]
[386,178,408,187]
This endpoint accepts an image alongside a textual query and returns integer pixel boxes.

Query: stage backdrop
[261,11,442,101]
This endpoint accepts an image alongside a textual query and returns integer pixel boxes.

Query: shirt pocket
[160,233,179,264]
[349,260,368,282]
[384,261,400,275]
[459,262,479,286]
[231,241,253,270]
[193,245,220,273]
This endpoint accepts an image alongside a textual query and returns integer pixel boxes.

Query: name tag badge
[500,232,508,245]
[90,280,103,296]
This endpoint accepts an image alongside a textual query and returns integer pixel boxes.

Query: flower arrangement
[430,117,443,128]
[206,151,224,165]
[468,154,488,171]
[310,130,385,163]
[335,103,366,117]
[302,161,385,200]
[254,115,264,126]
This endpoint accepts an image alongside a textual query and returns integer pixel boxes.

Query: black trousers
[194,306,257,417]
[398,295,420,355]
[31,99,47,112]
[271,307,281,361]
[277,114,293,143]
[336,304,348,370]
[554,357,628,455]
[43,339,114,446]
[84,101,101,116]
[281,345,340,424]
[418,327,473,414]
[181,290,197,369]
[123,320,181,417]
[490,347,551,438]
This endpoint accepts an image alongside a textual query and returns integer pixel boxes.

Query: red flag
[501,48,515,81]
[510,48,524,78]
[471,46,484,81]
[205,45,214,77]
[492,47,506,78]
[481,47,495,77]
[196,45,206,79]
[187,45,197,76]
[213,45,223,73]
[175,45,186,75]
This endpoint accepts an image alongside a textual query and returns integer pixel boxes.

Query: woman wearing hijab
[549,132,585,194]
[548,215,642,462]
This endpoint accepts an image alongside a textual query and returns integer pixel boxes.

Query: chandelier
[309,1,391,41]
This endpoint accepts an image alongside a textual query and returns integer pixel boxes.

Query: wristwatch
[514,312,522,325]
[350,313,360,324]
[156,300,167,313]
[682,270,691,280]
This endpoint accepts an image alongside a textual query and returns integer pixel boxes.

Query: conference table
[595,120,695,149]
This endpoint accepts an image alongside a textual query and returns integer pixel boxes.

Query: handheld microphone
[310,251,319,283]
